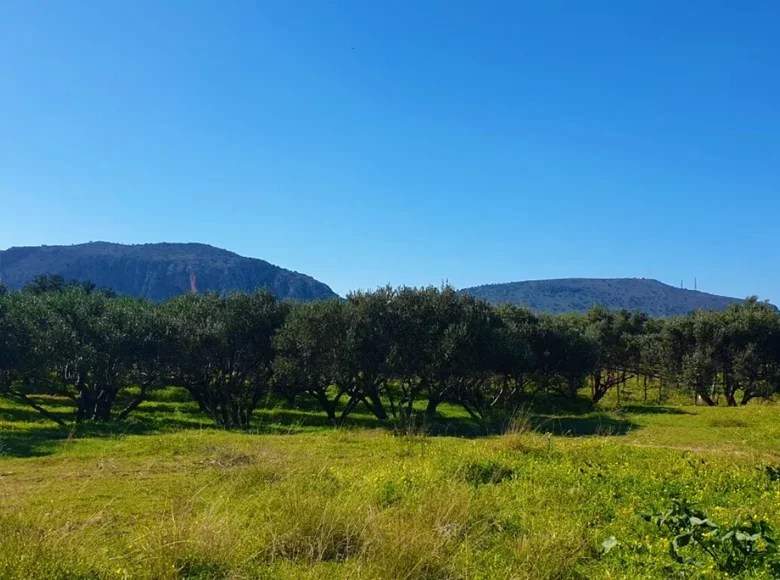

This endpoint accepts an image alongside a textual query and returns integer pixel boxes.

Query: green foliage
[765,464,780,483]
[654,299,780,406]
[460,459,514,486]
[642,498,780,575]
[40,289,171,422]
[23,274,70,294]
[176,557,231,580]
[1,288,175,425]
[2,282,780,431]
[23,273,116,297]
[163,290,288,429]
[583,307,648,402]
[273,299,354,424]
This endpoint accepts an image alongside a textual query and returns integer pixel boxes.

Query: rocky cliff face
[0,242,338,302]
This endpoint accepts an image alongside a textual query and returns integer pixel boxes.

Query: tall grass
[2,392,780,578]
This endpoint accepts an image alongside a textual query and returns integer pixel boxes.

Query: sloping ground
[461,277,748,315]
[0,242,338,301]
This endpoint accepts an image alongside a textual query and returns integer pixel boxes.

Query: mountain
[0,242,339,302]
[460,278,753,316]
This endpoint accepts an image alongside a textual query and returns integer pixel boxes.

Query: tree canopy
[0,284,777,429]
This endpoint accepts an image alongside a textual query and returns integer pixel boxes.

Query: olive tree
[273,299,355,424]
[426,293,502,421]
[0,288,168,424]
[46,289,170,422]
[0,291,67,425]
[343,288,397,420]
[164,291,288,429]
[584,307,648,403]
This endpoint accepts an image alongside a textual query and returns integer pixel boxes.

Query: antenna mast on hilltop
[694,277,697,291]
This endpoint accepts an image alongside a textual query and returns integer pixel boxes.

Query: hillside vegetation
[0,242,337,301]
[2,243,757,317]
[461,278,746,316]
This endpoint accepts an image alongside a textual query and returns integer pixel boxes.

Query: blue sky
[1,1,778,299]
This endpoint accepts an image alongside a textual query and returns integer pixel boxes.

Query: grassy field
[2,389,780,579]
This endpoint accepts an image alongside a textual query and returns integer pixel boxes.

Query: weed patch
[460,459,514,486]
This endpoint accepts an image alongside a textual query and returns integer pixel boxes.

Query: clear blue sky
[1,1,778,299]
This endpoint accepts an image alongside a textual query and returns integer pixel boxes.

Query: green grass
[2,389,780,579]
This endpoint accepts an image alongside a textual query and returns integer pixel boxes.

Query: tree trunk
[697,391,717,406]
[739,382,755,406]
[93,386,115,421]
[220,384,231,428]
[722,374,737,407]
[9,386,66,426]
[312,390,337,425]
[339,395,361,424]
[76,387,92,423]
[388,391,397,418]
[117,388,149,421]
[567,378,579,398]
[231,404,243,429]
[591,372,611,403]
[365,391,388,421]
[77,394,113,422]
[459,401,482,423]
[425,396,440,417]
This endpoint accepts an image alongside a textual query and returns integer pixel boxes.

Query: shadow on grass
[0,405,70,424]
[0,427,70,458]
[0,394,211,458]
[0,415,217,459]
[254,408,385,432]
[529,414,636,436]
[1,393,641,459]
[524,396,596,416]
[621,405,693,416]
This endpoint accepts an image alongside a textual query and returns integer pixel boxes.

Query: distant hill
[0,242,339,302]
[460,278,754,316]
